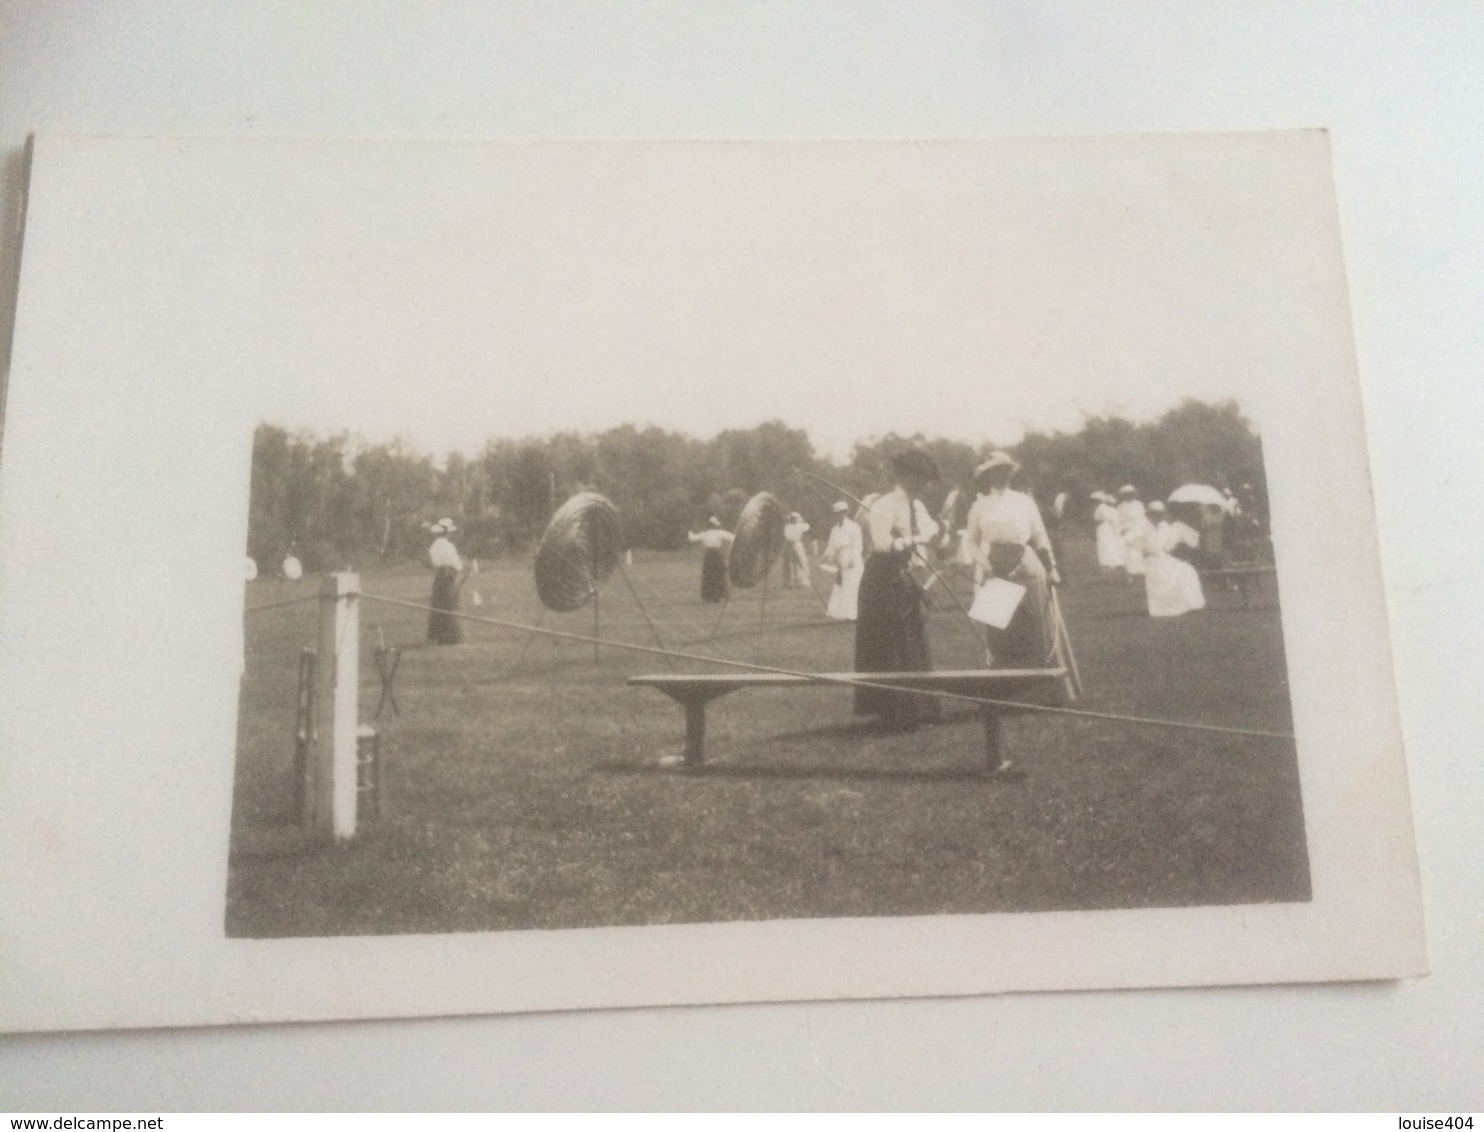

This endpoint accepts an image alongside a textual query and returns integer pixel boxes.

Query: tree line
[247,399,1267,571]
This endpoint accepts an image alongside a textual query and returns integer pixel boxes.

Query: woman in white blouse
[853,449,942,730]
[965,452,1063,672]
[1092,491,1125,571]
[687,516,734,603]
[779,512,809,589]
[819,500,864,621]
[1116,485,1148,576]
[1140,501,1206,618]
[426,518,465,644]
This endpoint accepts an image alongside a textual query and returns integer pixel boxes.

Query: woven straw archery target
[727,491,785,589]
[533,491,623,612]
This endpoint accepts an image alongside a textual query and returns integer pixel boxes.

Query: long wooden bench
[628,668,1067,772]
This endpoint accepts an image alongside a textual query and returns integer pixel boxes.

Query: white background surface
[0,1,1478,1112]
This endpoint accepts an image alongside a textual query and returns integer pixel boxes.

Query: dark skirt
[982,543,1057,670]
[853,553,939,727]
[428,567,463,644]
[700,547,728,603]
[981,542,1072,704]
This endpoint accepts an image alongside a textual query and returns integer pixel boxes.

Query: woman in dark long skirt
[688,517,733,603]
[853,450,942,730]
[426,518,465,644]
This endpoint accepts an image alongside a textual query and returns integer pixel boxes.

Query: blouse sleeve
[866,497,899,552]
[912,499,939,545]
[1025,497,1051,553]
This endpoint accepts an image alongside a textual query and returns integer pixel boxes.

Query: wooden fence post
[308,572,361,842]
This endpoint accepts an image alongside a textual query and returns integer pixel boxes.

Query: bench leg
[684,699,707,766]
[981,709,1008,773]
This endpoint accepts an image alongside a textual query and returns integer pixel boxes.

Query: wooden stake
[310,572,361,843]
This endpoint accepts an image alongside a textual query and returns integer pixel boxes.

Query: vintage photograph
[0,132,1422,1032]
[226,138,1305,938]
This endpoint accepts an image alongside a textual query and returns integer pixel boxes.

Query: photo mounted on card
[0,132,1425,1032]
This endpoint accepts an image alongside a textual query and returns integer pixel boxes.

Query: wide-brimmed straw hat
[707,515,721,527]
[1118,485,1138,496]
[831,500,849,513]
[972,451,1019,483]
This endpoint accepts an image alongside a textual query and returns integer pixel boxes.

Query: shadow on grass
[756,708,985,743]
[592,760,1024,784]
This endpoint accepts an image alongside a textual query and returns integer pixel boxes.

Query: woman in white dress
[1092,491,1125,571]
[1140,501,1206,618]
[819,500,864,621]
[782,512,811,588]
[964,452,1063,672]
[1116,485,1148,576]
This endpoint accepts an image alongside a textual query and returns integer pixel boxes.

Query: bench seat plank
[628,667,1067,770]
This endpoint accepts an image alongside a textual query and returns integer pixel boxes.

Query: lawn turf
[226,541,1309,936]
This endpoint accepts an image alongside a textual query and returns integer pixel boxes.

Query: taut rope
[358,590,1295,742]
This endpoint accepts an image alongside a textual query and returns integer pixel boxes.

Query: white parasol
[1168,483,1227,507]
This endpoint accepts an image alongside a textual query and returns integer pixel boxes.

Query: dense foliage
[246,400,1266,570]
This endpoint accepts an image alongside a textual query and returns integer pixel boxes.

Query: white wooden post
[310,572,361,842]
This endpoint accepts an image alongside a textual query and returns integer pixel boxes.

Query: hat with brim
[1118,485,1137,496]
[432,518,457,534]
[972,451,1019,484]
[1148,501,1167,513]
[831,501,849,513]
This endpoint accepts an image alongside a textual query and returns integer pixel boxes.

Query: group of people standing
[1091,487,1206,617]
[852,448,1070,732]
[680,448,1076,732]
[688,505,866,618]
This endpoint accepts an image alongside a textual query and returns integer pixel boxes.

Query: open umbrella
[1168,483,1226,507]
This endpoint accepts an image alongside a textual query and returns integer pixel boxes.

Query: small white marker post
[308,572,361,842]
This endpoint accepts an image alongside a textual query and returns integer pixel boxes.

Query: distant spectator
[1140,501,1205,618]
[1116,486,1147,577]
[819,501,864,621]
[687,517,734,604]
[782,512,811,588]
[1092,492,1125,571]
[426,519,465,645]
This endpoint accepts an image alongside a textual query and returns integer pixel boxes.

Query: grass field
[226,539,1309,937]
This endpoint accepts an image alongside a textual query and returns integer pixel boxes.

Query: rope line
[359,590,1295,742]
[616,561,677,671]
[244,594,323,615]
[616,567,735,661]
